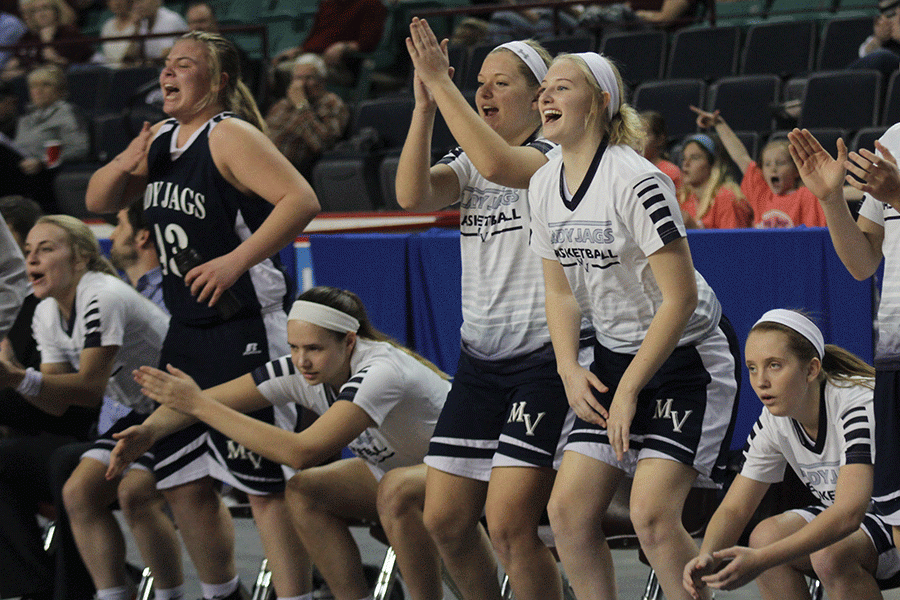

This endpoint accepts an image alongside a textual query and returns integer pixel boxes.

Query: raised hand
[106,423,156,480]
[787,128,847,201]
[845,140,900,211]
[134,364,205,416]
[690,105,721,129]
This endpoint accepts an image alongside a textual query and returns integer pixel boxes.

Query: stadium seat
[667,25,741,82]
[312,155,382,212]
[817,15,876,70]
[799,69,881,131]
[541,34,595,56]
[884,70,900,126]
[99,66,160,115]
[707,74,780,134]
[710,0,766,25]
[94,112,132,164]
[379,153,401,210]
[766,0,834,20]
[770,128,849,159]
[598,29,666,88]
[851,126,889,153]
[66,64,112,118]
[740,19,817,78]
[350,96,415,151]
[460,42,494,92]
[632,78,705,142]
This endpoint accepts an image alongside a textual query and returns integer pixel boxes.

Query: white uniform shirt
[32,271,169,415]
[741,379,875,508]
[440,136,561,360]
[252,338,449,471]
[529,143,721,353]
[858,123,900,368]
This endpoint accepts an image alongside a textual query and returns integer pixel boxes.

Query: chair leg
[42,520,57,553]
[808,576,823,600]
[499,573,514,600]
[137,567,154,600]
[372,546,399,600]
[642,567,662,600]
[251,558,274,600]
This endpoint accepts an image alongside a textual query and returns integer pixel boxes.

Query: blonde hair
[19,0,75,27]
[489,39,552,88]
[554,53,643,149]
[35,215,118,277]
[180,31,267,134]
[27,64,67,97]
[749,319,874,389]
[677,136,744,220]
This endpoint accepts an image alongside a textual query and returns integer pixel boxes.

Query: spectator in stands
[640,110,682,191]
[634,0,700,27]
[265,53,349,180]
[678,133,752,229]
[692,105,826,228]
[271,0,387,87]
[0,64,89,212]
[1,0,91,80]
[184,2,252,96]
[130,0,186,64]
[91,0,137,67]
[0,10,26,69]
[684,310,898,600]
[851,0,900,81]
[109,199,164,310]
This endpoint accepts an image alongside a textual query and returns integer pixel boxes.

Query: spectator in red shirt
[272,0,387,86]
[692,105,826,228]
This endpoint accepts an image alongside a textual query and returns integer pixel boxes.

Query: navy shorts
[566,317,740,486]
[424,343,581,481]
[83,409,155,472]
[872,368,900,525]
[153,311,296,494]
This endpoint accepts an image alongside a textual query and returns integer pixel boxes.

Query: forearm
[228,191,318,275]
[713,120,751,174]
[396,106,447,212]
[544,266,584,373]
[617,295,694,398]
[819,190,882,279]
[429,78,537,188]
[753,504,863,572]
[85,158,141,213]
[699,503,753,555]
[191,397,308,469]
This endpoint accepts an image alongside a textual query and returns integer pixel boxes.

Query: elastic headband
[754,309,825,360]
[496,41,547,83]
[573,52,620,120]
[684,133,716,157]
[288,300,360,333]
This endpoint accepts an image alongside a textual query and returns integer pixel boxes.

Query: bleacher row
[36,0,895,215]
[310,8,899,212]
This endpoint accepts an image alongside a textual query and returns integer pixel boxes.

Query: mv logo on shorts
[243,343,262,356]
[508,401,545,436]
[653,399,692,433]
[226,440,264,469]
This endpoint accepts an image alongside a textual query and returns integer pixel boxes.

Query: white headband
[573,52,620,120]
[288,300,360,333]
[754,309,825,360]
[496,41,547,83]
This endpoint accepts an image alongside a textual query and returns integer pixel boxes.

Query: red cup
[44,140,61,168]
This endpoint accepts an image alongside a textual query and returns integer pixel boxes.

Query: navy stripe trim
[427,441,496,460]
[559,138,608,212]
[153,442,207,481]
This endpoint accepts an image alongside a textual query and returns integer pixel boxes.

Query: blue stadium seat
[799,69,881,131]
[667,25,741,81]
[632,78,706,142]
[740,19,817,78]
[707,74,780,134]
[599,29,666,87]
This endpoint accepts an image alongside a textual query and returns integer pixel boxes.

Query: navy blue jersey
[143,113,292,325]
